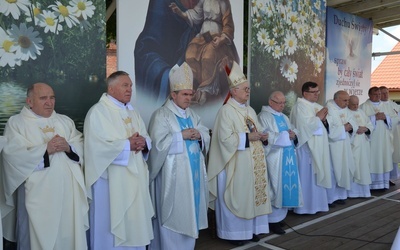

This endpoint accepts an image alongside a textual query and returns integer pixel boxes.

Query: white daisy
[264,1,274,17]
[38,10,63,34]
[251,0,259,16]
[296,24,306,39]
[8,23,43,61]
[0,27,21,67]
[257,28,268,46]
[265,37,276,53]
[286,60,298,83]
[284,32,297,55]
[286,11,298,27]
[70,0,95,20]
[310,26,320,44]
[0,0,30,20]
[25,3,44,25]
[272,26,284,38]
[280,56,292,77]
[50,1,79,28]
[272,45,283,59]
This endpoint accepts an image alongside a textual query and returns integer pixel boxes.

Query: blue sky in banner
[325,7,372,103]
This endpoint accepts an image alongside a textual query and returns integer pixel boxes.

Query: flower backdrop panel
[118,0,244,128]
[325,7,372,103]
[0,0,106,134]
[249,0,326,115]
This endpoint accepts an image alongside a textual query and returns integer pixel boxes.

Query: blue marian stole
[176,116,201,227]
[273,114,300,207]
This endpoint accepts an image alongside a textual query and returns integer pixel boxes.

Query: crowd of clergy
[0,61,399,250]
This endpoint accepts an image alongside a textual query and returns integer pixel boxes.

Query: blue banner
[325,7,373,103]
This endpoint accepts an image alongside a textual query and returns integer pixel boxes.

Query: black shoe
[328,203,336,208]
[227,240,245,246]
[269,222,286,235]
[250,234,260,242]
[334,199,346,205]
[390,180,396,186]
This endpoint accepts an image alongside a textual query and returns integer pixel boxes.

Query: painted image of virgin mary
[134,0,200,102]
[135,0,239,105]
[171,0,239,104]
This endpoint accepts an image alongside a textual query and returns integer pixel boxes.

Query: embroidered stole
[273,114,300,207]
[246,117,268,207]
[176,116,201,228]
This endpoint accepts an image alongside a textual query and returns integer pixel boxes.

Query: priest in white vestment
[208,62,271,246]
[289,82,331,214]
[84,71,154,250]
[360,87,393,190]
[1,83,88,249]
[379,86,400,183]
[348,95,372,197]
[325,91,357,204]
[258,91,303,235]
[148,63,210,250]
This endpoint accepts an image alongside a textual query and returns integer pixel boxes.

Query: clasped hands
[248,131,268,142]
[129,132,146,154]
[47,134,70,155]
[182,128,201,141]
[316,107,328,122]
[356,126,368,134]
[344,122,353,132]
[375,112,386,121]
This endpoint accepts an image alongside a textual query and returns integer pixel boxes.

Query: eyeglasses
[271,99,286,105]
[305,90,320,94]
[235,87,250,92]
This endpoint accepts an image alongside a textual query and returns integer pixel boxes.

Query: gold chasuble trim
[230,103,269,207]
[251,139,268,207]
[243,116,268,207]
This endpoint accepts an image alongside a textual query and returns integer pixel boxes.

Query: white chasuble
[326,100,357,190]
[148,99,210,239]
[84,94,154,247]
[382,100,400,163]
[1,106,88,249]
[258,106,303,209]
[349,109,373,185]
[290,98,331,188]
[360,100,393,174]
[208,98,271,219]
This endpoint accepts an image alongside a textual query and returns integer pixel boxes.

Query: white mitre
[226,61,247,89]
[169,62,193,91]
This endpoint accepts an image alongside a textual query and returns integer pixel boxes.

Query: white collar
[231,97,246,108]
[262,105,282,116]
[370,100,380,106]
[107,94,134,110]
[171,101,187,118]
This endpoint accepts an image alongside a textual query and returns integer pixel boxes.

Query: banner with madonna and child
[117,0,244,128]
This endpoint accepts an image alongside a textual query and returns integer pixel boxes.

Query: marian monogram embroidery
[122,116,135,137]
[40,125,55,143]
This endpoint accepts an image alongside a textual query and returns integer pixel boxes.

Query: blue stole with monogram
[176,116,201,227]
[273,114,300,207]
